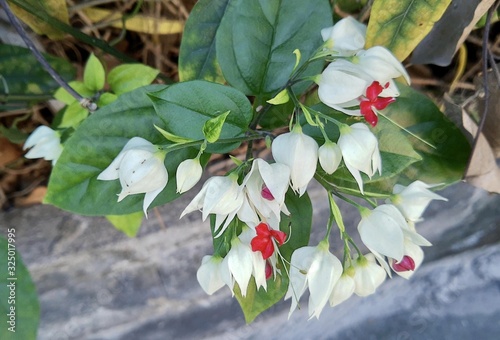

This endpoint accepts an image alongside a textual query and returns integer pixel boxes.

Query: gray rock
[0,181,499,339]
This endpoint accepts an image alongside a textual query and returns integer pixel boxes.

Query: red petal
[270,229,287,245]
[265,262,272,279]
[251,237,269,253]
[255,222,271,237]
[360,102,378,127]
[261,186,275,201]
[365,81,383,101]
[261,241,275,259]
[392,255,416,272]
[372,97,395,111]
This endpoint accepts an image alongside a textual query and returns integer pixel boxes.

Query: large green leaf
[45,85,196,215]
[148,80,253,153]
[0,44,75,110]
[178,0,230,83]
[0,235,40,340]
[215,0,332,97]
[366,0,452,61]
[235,190,312,323]
[45,81,252,215]
[385,84,470,186]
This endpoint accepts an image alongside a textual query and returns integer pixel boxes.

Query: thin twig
[465,0,500,175]
[0,0,97,112]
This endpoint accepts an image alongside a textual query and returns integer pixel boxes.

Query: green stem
[159,134,262,153]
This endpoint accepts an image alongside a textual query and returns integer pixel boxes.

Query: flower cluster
[39,14,452,322]
[317,16,410,127]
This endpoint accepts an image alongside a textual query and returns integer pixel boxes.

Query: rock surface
[1,181,499,339]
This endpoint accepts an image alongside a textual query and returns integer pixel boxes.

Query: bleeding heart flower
[250,222,287,260]
[359,81,395,126]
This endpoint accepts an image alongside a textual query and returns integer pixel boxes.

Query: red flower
[359,81,395,127]
[250,222,287,260]
[392,255,416,272]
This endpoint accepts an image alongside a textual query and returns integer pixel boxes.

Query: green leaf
[98,92,118,106]
[258,99,295,130]
[107,64,159,95]
[383,84,471,186]
[154,125,194,144]
[203,110,230,143]
[45,85,200,215]
[278,190,313,261]
[83,53,105,92]
[216,0,332,96]
[178,0,230,83]
[0,44,75,109]
[234,274,288,324]
[267,89,290,105]
[366,0,452,61]
[106,212,143,237]
[58,101,89,128]
[148,80,253,153]
[54,81,94,105]
[0,235,40,340]
[235,190,312,323]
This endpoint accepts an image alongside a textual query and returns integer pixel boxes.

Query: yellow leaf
[82,7,183,35]
[366,0,452,61]
[8,0,69,40]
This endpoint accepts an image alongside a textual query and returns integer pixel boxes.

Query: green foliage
[178,0,230,83]
[148,80,253,153]
[234,190,312,323]
[107,64,159,95]
[366,0,452,61]
[54,56,159,129]
[203,110,231,143]
[215,0,332,97]
[83,53,105,92]
[0,236,39,340]
[0,44,75,111]
[45,81,252,215]
[106,212,144,237]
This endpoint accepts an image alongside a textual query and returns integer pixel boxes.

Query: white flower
[321,16,366,56]
[284,241,343,319]
[180,174,244,237]
[329,272,355,307]
[225,232,258,297]
[356,46,411,89]
[97,137,168,216]
[317,59,372,115]
[357,204,407,262]
[352,253,386,297]
[196,255,232,295]
[318,141,342,175]
[317,46,409,116]
[240,158,290,228]
[272,125,318,196]
[337,123,381,194]
[389,180,448,222]
[23,126,63,165]
[176,158,203,194]
[238,227,268,291]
